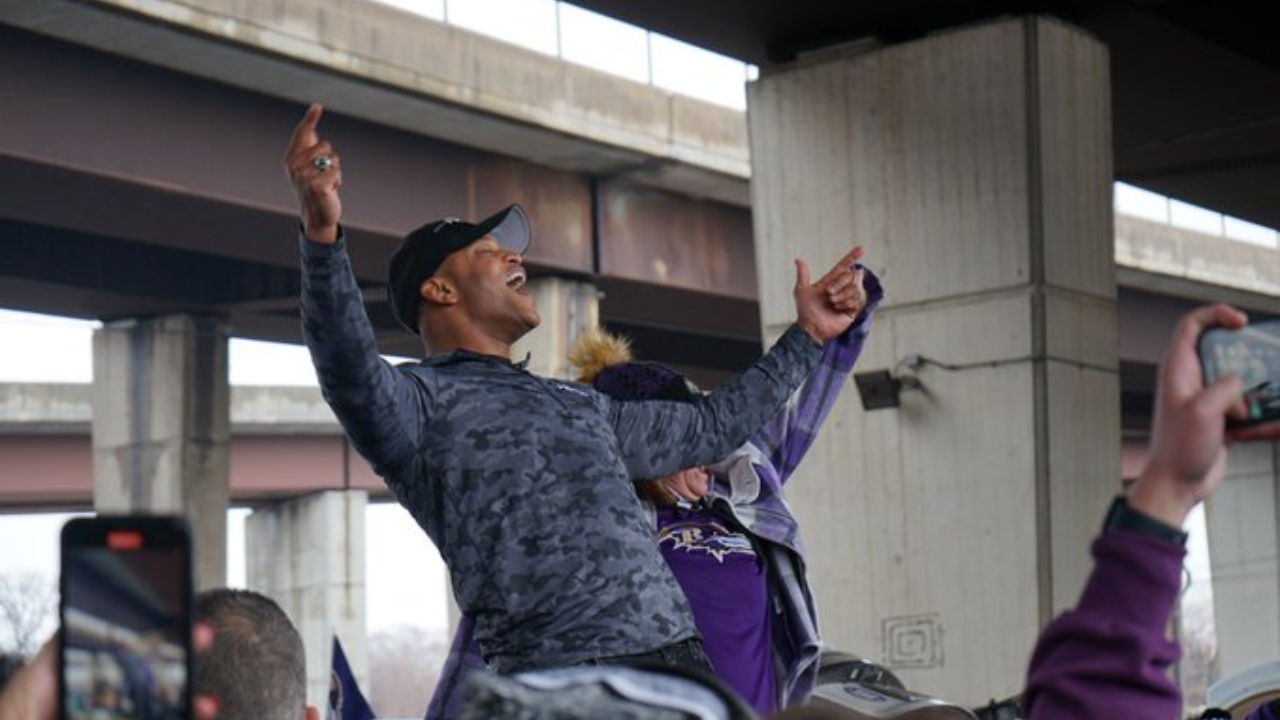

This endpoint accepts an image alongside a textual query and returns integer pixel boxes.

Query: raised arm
[610,246,867,479]
[286,104,427,476]
[1129,304,1268,525]
[1025,304,1280,720]
[752,265,884,485]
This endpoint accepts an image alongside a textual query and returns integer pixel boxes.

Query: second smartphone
[59,516,193,720]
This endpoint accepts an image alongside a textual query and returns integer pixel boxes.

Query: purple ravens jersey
[656,506,777,714]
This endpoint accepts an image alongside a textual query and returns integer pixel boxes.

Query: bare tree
[1178,588,1219,710]
[0,571,57,657]
[367,625,450,718]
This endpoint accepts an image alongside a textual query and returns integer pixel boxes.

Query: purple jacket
[1025,528,1280,720]
[425,271,884,719]
[1024,529,1185,720]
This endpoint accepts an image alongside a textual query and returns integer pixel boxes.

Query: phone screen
[60,518,192,720]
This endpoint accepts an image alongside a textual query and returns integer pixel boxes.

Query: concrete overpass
[2,0,1279,708]
[1,214,1276,505]
[566,0,1280,233]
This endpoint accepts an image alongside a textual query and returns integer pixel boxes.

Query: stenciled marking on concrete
[880,613,944,669]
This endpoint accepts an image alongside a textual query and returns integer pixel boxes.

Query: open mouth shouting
[506,268,528,294]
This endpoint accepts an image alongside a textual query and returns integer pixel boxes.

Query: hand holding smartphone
[1198,318,1280,426]
[59,517,192,720]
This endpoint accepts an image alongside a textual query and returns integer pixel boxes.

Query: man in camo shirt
[284,104,867,674]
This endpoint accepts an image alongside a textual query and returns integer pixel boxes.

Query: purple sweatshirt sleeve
[1024,530,1186,720]
[752,268,884,485]
[424,615,486,720]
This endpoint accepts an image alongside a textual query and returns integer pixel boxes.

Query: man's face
[436,235,540,340]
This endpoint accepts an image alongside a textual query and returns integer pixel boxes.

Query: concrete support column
[748,16,1118,702]
[1206,442,1280,675]
[246,490,368,710]
[511,276,600,379]
[91,314,230,591]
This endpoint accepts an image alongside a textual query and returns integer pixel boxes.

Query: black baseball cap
[387,204,531,334]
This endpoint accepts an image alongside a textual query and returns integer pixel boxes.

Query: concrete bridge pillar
[1206,442,1280,676]
[747,16,1119,703]
[245,490,368,710]
[91,314,230,591]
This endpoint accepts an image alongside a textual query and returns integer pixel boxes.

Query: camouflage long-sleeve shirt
[299,233,822,672]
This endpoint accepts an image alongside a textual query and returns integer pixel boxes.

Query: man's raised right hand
[284,103,343,243]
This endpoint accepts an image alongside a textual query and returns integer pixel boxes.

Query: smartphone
[59,516,193,720]
[1198,318,1280,426]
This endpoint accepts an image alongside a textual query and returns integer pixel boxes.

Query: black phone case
[58,516,193,720]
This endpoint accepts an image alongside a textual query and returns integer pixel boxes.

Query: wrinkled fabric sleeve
[1024,530,1185,720]
[300,232,430,477]
[608,324,822,481]
[424,616,486,720]
[751,268,883,485]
